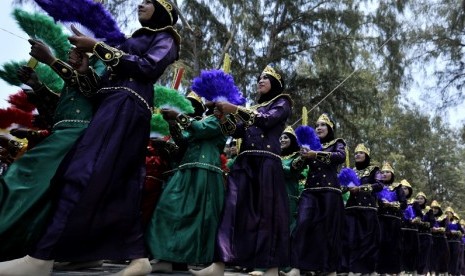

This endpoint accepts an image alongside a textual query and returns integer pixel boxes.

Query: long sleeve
[93,32,178,82]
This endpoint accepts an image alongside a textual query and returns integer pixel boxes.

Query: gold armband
[50,59,77,82]
[292,156,306,170]
[93,42,124,67]
[220,116,236,135]
[359,184,373,193]
[76,68,101,97]
[235,106,256,126]
[176,113,191,128]
[315,151,331,164]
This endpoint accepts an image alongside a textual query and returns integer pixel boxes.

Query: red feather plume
[0,107,34,128]
[8,90,36,112]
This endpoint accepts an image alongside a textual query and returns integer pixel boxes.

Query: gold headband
[156,0,174,25]
[187,91,202,104]
[262,65,282,87]
[381,162,394,174]
[316,113,334,129]
[416,191,427,200]
[400,179,412,188]
[283,126,296,138]
[354,143,370,156]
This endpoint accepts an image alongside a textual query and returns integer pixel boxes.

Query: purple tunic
[216,95,291,268]
[30,30,179,261]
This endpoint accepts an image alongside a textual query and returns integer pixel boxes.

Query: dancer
[190,65,292,276]
[0,1,180,275]
[286,113,346,276]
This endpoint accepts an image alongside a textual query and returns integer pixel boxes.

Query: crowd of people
[0,0,464,276]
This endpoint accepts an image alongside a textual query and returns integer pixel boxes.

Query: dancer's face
[315,122,328,139]
[138,0,155,24]
[280,134,291,149]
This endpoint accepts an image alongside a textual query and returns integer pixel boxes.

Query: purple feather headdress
[191,69,246,105]
[338,168,360,187]
[295,125,322,151]
[32,0,125,45]
[377,186,398,202]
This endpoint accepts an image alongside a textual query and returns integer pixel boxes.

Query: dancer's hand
[17,66,41,89]
[68,24,98,53]
[161,109,179,120]
[28,39,56,65]
[68,48,89,74]
[215,101,238,115]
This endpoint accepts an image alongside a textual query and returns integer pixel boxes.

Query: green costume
[282,152,305,231]
[0,58,105,261]
[146,115,226,264]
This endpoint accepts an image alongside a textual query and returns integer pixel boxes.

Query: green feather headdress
[150,85,194,137]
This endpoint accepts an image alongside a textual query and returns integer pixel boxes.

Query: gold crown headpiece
[430,200,441,209]
[155,0,174,25]
[262,65,282,87]
[187,91,203,104]
[416,191,427,200]
[381,162,394,174]
[354,143,370,156]
[445,206,455,214]
[400,179,412,188]
[316,113,334,129]
[283,126,296,138]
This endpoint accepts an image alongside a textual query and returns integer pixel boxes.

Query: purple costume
[290,138,346,272]
[30,29,179,261]
[216,95,292,268]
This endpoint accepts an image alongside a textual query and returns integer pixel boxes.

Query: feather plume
[191,69,246,105]
[32,0,125,45]
[13,9,71,61]
[302,106,308,126]
[0,61,64,93]
[150,113,169,138]
[403,205,416,220]
[338,168,360,187]
[377,187,397,202]
[8,91,36,112]
[295,125,322,151]
[154,85,194,114]
[0,107,33,128]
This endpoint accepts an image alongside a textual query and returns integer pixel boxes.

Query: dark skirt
[290,189,344,273]
[215,154,289,268]
[430,234,450,273]
[376,215,402,274]
[401,227,420,272]
[341,208,380,274]
[448,240,461,275]
[30,91,150,262]
[416,233,432,274]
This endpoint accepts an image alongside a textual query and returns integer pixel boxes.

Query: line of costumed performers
[0,0,464,276]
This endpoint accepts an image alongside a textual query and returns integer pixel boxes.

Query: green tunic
[0,59,105,261]
[282,152,305,231]
[146,115,226,264]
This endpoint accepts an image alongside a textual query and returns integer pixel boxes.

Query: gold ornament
[381,162,394,174]
[262,65,282,87]
[354,143,370,156]
[222,53,231,74]
[316,113,334,129]
[283,126,296,138]
[301,106,308,126]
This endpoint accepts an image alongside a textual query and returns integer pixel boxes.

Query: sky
[1,0,464,128]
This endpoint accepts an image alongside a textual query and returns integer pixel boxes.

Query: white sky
[0,0,464,127]
[0,0,32,108]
